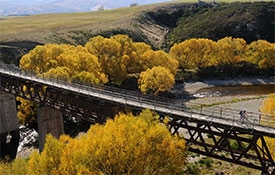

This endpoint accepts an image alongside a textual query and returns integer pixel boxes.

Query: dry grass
[2,0,273,43]
[0,1,177,43]
[0,7,138,42]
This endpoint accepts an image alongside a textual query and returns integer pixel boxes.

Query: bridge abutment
[0,92,19,161]
[37,106,64,152]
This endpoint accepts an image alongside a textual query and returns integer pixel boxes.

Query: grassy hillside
[0,1,274,63]
[0,6,145,43]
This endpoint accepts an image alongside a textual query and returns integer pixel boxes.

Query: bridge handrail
[51,78,273,127]
[0,62,275,131]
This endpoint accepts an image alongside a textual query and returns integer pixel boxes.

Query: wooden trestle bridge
[0,62,274,174]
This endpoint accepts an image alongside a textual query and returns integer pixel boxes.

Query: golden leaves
[261,93,275,120]
[20,44,108,85]
[260,94,275,160]
[85,34,179,85]
[24,110,186,174]
[138,66,175,95]
[16,97,36,124]
[246,40,275,69]
[169,37,274,70]
[169,38,216,69]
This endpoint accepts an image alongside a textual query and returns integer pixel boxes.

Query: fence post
[200,105,203,114]
[220,108,223,117]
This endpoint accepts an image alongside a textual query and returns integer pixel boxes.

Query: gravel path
[186,95,265,114]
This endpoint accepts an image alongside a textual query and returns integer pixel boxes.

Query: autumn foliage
[260,94,275,160]
[261,93,275,119]
[0,110,186,175]
[20,44,108,84]
[19,35,275,93]
[169,38,216,69]
[138,66,175,95]
[17,35,274,123]
[169,37,275,70]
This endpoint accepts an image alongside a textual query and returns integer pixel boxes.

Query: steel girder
[0,74,118,124]
[1,73,274,174]
[168,115,275,174]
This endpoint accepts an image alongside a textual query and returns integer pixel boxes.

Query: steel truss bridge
[0,62,275,174]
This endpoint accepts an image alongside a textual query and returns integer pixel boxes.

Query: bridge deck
[1,64,275,138]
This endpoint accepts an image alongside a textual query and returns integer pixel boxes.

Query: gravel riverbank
[182,77,275,94]
[172,77,275,114]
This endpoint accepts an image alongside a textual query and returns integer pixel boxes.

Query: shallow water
[193,84,275,98]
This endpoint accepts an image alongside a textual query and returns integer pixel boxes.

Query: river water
[193,84,275,98]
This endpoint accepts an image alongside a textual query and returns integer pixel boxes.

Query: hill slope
[166,1,275,47]
[0,1,274,63]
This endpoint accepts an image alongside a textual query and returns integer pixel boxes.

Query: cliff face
[1,1,274,64]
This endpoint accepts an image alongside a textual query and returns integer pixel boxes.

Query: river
[193,84,275,98]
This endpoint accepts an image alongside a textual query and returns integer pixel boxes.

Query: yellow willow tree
[85,35,132,84]
[54,45,108,84]
[0,158,28,175]
[16,97,36,124]
[138,66,175,95]
[19,44,68,74]
[127,42,152,73]
[245,40,275,69]
[261,93,275,122]
[169,38,216,70]
[140,50,179,75]
[27,110,186,175]
[260,93,275,159]
[214,37,247,66]
[18,43,108,123]
[18,44,62,124]
[85,34,179,85]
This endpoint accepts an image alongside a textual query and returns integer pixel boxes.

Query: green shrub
[198,157,212,168]
[184,164,200,175]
